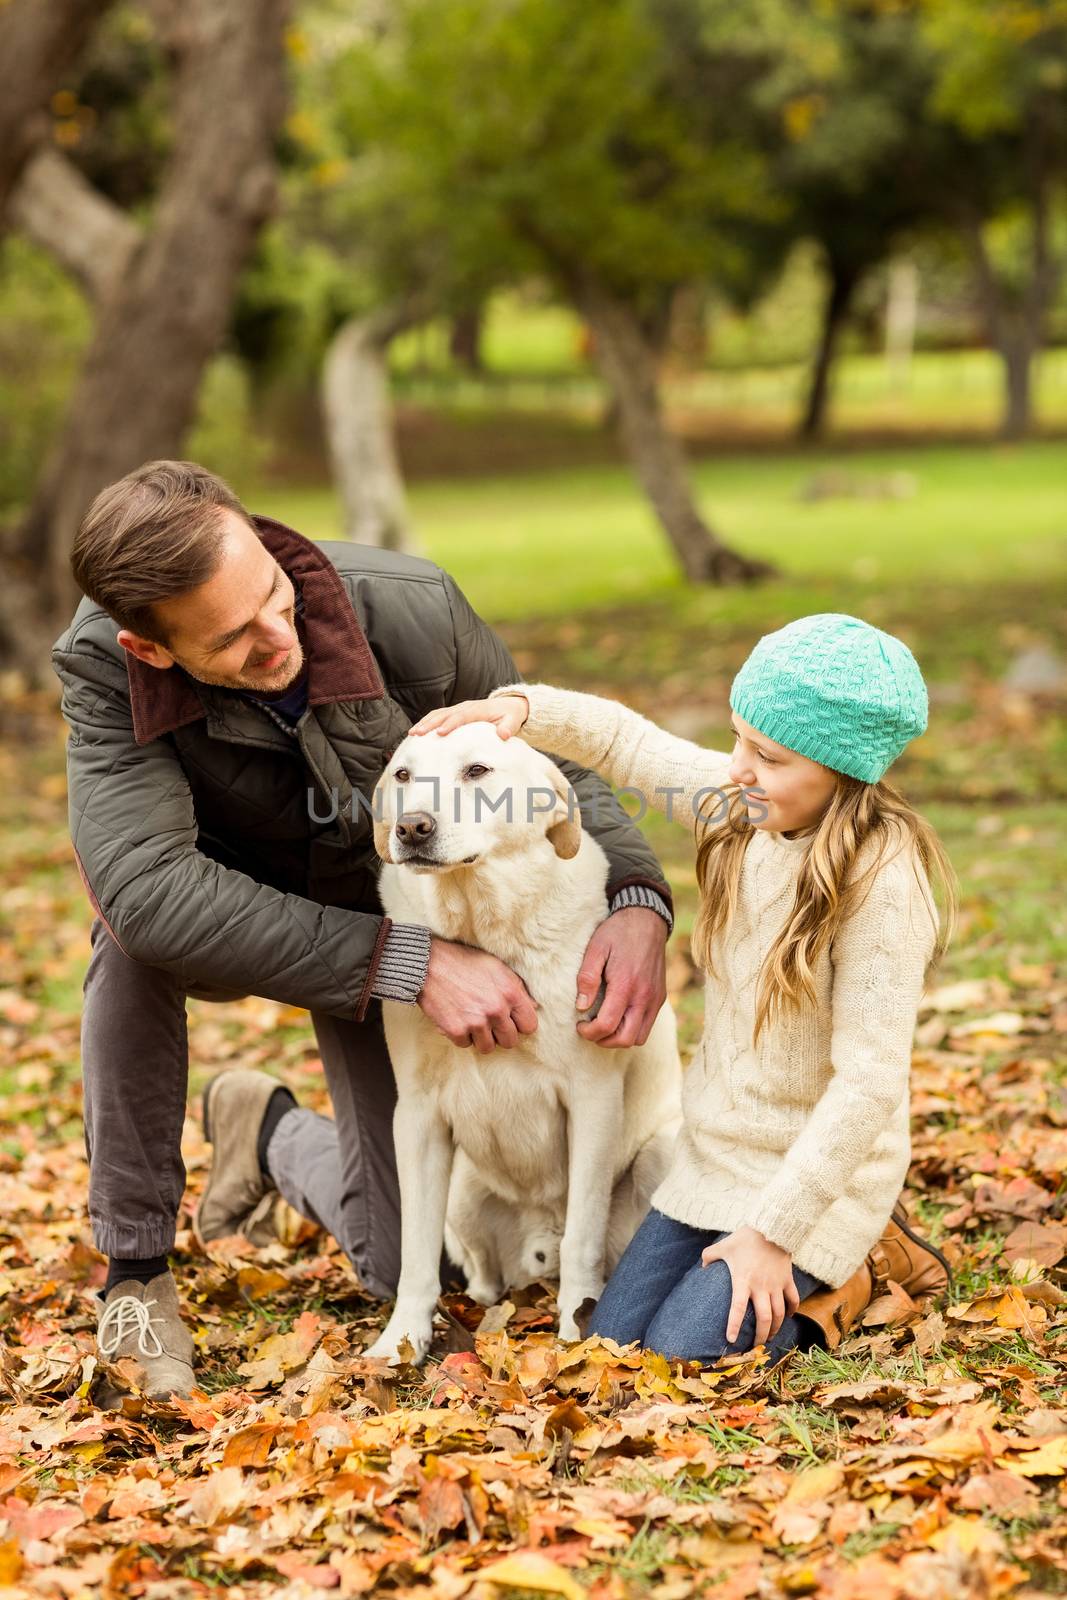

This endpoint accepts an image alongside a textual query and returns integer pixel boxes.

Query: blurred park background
[2,0,1065,1041]
[1,3,1067,1587]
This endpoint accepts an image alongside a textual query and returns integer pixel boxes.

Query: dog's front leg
[365,1096,453,1365]
[557,1073,625,1341]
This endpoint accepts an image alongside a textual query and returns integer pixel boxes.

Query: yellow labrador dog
[366,722,681,1363]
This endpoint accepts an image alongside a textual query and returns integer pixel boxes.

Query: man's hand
[701,1226,801,1347]
[575,906,668,1049]
[418,937,539,1054]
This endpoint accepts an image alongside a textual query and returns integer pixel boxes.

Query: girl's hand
[408,694,530,740]
[701,1225,802,1348]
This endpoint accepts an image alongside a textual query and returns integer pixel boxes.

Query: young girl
[409,613,957,1365]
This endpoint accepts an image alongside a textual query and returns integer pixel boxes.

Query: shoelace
[239,1191,279,1240]
[98,1294,165,1359]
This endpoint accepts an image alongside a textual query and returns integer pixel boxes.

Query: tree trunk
[964,189,1058,442]
[2,0,289,680]
[1000,332,1033,441]
[800,257,858,441]
[577,280,773,585]
[0,0,113,221]
[667,281,708,368]
[448,306,485,373]
[321,307,422,552]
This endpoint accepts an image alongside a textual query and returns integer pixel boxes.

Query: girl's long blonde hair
[691,775,958,1044]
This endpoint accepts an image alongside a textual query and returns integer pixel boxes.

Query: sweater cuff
[609,883,674,934]
[370,922,432,1004]
[745,1177,823,1258]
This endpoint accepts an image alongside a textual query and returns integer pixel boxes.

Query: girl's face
[727,712,838,837]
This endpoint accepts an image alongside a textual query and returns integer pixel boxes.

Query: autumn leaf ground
[1,444,1066,1598]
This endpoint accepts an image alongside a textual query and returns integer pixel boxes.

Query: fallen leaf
[472,1553,586,1598]
[222,1422,278,1469]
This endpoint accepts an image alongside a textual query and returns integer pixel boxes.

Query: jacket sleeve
[54,646,390,1020]
[439,573,673,917]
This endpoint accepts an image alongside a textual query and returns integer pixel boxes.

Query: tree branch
[10,146,140,301]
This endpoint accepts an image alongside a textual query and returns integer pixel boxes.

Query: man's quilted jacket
[51,517,672,1021]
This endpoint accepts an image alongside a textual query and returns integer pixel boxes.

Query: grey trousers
[81,916,402,1298]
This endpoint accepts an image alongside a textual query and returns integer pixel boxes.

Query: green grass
[249,433,1067,1057]
[253,437,1067,622]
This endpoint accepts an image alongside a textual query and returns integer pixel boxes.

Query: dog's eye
[393,767,411,784]
[464,764,492,780]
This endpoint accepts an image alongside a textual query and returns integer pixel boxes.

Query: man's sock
[105,1254,168,1296]
[257,1086,298,1180]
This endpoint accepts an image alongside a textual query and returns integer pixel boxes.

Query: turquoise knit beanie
[729,613,928,783]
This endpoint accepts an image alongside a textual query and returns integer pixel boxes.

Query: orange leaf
[222,1423,278,1470]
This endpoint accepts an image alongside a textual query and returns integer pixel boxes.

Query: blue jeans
[587,1208,829,1364]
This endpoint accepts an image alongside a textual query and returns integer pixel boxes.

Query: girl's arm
[487,681,734,839]
[743,845,939,1258]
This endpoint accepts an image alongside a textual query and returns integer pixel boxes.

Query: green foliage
[186,356,270,487]
[921,0,1067,138]
[68,3,171,207]
[329,0,777,311]
[0,241,90,515]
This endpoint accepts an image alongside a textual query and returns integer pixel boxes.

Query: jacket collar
[127,515,384,746]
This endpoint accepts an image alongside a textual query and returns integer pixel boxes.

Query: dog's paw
[558,1285,603,1343]
[365,1313,433,1366]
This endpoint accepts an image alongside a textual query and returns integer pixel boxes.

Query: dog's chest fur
[379,835,618,1206]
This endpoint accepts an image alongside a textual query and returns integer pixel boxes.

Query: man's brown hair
[71,460,256,644]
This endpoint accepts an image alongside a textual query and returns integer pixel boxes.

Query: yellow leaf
[236,1265,289,1299]
[0,1540,22,1585]
[784,1463,845,1505]
[995,1287,1045,1330]
[929,1516,1005,1556]
[571,1516,632,1549]
[911,1401,1004,1463]
[996,1436,1067,1478]
[475,1553,585,1599]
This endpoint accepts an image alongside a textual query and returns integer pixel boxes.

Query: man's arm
[54,646,390,1020]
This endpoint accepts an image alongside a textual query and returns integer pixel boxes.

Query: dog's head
[372,722,582,872]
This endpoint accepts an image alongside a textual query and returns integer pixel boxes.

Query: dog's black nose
[395,810,437,846]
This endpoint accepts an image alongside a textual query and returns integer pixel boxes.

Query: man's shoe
[193,1069,290,1248]
[96,1271,195,1401]
[795,1198,953,1353]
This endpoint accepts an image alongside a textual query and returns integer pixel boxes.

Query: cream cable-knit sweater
[489,682,940,1290]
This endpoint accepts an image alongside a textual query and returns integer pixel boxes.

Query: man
[53,460,674,1398]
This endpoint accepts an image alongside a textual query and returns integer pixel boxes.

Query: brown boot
[96,1271,196,1403]
[193,1069,287,1249]
[794,1198,953,1352]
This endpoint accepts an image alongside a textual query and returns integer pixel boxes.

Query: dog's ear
[546,768,582,860]
[371,778,393,863]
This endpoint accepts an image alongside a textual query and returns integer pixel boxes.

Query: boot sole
[893,1204,955,1290]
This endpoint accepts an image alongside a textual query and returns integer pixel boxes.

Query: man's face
[117,512,305,692]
